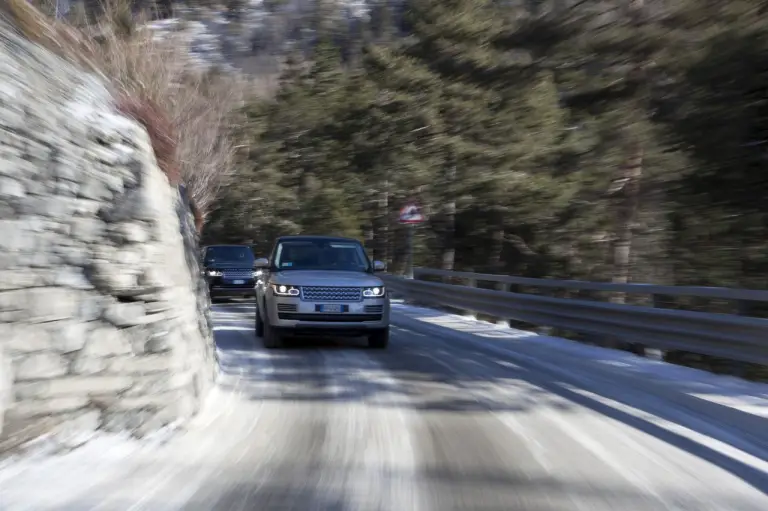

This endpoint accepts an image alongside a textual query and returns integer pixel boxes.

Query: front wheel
[255,301,265,337]
[368,328,389,349]
[262,313,283,349]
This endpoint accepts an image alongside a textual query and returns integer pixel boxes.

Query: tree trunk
[374,181,390,265]
[607,141,643,353]
[611,142,643,301]
[441,201,455,270]
[489,224,505,273]
[612,0,647,299]
[440,160,457,270]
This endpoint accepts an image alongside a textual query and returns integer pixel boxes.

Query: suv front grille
[221,269,254,279]
[301,286,362,302]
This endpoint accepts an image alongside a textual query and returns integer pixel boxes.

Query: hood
[270,270,383,287]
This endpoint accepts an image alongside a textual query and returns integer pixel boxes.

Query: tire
[255,302,265,337]
[368,328,389,349]
[262,311,283,349]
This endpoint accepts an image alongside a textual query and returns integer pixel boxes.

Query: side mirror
[373,260,386,272]
[254,258,270,269]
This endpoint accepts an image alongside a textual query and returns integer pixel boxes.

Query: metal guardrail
[382,268,768,365]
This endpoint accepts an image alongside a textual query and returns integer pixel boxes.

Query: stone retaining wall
[0,18,216,440]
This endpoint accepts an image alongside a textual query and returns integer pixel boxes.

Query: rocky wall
[0,19,216,441]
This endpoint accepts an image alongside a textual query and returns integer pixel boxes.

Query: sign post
[398,202,425,279]
[54,0,70,19]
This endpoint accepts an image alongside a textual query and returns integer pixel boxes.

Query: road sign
[399,203,425,224]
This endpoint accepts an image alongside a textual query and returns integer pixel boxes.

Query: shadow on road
[178,467,764,511]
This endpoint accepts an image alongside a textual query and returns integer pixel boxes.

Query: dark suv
[202,245,257,302]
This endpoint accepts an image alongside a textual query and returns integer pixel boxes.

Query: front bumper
[210,286,255,298]
[208,279,256,299]
[265,294,390,335]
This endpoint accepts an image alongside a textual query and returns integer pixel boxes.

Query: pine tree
[363,0,573,271]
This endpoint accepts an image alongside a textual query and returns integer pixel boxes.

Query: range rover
[254,235,390,349]
[202,244,257,302]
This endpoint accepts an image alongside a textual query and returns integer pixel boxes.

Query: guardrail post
[533,286,553,336]
[737,300,755,317]
[730,300,755,378]
[494,282,511,326]
[635,294,671,359]
[462,277,478,319]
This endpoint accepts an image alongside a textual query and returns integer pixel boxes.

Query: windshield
[204,246,255,266]
[273,240,371,272]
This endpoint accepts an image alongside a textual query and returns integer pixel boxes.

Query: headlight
[271,284,300,297]
[362,286,385,298]
[206,270,222,277]
[253,269,263,277]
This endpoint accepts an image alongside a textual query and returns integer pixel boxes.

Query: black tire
[262,312,283,349]
[255,301,265,337]
[368,328,389,349]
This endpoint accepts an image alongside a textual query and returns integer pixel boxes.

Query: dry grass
[3,0,252,219]
[116,94,182,185]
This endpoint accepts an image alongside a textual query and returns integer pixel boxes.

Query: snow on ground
[0,386,236,509]
[390,300,768,418]
[0,362,235,508]
[0,433,143,506]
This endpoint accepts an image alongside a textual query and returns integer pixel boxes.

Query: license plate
[232,280,245,285]
[319,304,343,313]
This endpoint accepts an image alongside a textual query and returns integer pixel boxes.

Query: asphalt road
[3,301,768,511]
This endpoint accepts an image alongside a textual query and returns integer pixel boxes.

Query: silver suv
[254,235,390,349]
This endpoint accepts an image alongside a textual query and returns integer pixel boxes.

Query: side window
[273,244,284,268]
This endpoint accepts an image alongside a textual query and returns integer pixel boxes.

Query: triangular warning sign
[399,203,425,224]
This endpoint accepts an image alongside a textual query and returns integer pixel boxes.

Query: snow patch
[391,302,768,417]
